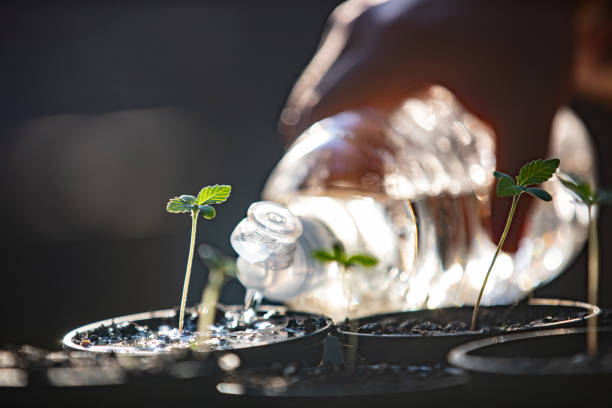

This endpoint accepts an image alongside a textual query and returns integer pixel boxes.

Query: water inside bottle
[274,181,589,322]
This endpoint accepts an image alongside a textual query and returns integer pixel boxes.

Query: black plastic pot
[0,306,333,407]
[335,298,599,364]
[215,350,470,408]
[0,346,221,407]
[63,305,332,366]
[447,326,612,407]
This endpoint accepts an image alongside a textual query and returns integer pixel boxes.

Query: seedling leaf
[493,171,515,184]
[167,198,192,213]
[524,187,552,201]
[313,250,337,262]
[199,205,216,219]
[496,176,523,197]
[180,195,197,205]
[197,185,231,205]
[347,254,379,267]
[516,159,560,187]
[558,173,594,205]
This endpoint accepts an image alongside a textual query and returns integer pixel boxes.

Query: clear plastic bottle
[260,86,595,322]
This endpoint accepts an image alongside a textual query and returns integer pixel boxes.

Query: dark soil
[345,301,588,335]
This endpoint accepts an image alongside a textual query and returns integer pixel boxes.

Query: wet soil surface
[346,301,589,335]
[72,309,328,352]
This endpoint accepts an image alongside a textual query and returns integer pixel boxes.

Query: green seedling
[196,244,237,333]
[313,243,378,319]
[557,172,611,355]
[471,159,560,331]
[167,184,231,332]
[313,243,378,365]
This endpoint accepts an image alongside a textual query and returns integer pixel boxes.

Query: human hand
[279,0,580,251]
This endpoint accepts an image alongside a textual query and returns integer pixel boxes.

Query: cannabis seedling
[313,242,379,319]
[314,243,378,365]
[471,159,560,331]
[557,173,611,354]
[167,185,231,332]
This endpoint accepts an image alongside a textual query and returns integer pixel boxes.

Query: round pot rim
[447,326,612,375]
[336,298,600,339]
[63,305,332,356]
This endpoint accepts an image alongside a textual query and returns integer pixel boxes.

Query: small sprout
[558,172,612,206]
[471,159,559,331]
[313,242,378,319]
[557,172,610,355]
[313,242,378,365]
[167,185,231,332]
[313,243,379,270]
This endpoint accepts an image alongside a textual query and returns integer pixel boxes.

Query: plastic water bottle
[255,86,595,322]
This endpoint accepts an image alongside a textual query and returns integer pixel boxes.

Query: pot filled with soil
[63,305,332,366]
[447,325,612,407]
[214,351,469,408]
[0,344,222,407]
[334,298,599,364]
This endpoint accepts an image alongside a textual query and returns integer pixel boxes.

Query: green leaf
[332,242,345,257]
[199,205,216,219]
[197,244,237,278]
[197,185,231,205]
[557,173,594,205]
[167,198,192,213]
[524,187,552,202]
[179,195,197,205]
[516,159,560,187]
[347,254,379,267]
[332,243,349,265]
[493,171,515,184]
[496,176,523,197]
[312,250,337,263]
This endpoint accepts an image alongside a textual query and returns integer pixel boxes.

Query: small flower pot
[334,298,599,364]
[63,305,332,366]
[215,357,469,407]
[447,326,612,407]
[0,345,221,407]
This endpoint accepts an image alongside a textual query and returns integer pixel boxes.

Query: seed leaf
[180,195,197,205]
[167,198,192,213]
[333,243,345,259]
[496,176,523,197]
[524,187,552,202]
[312,250,337,262]
[347,254,379,267]
[199,205,216,219]
[557,173,594,205]
[197,244,237,278]
[516,159,560,187]
[197,185,232,205]
[493,171,515,184]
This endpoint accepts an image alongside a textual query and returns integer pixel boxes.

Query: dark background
[0,1,610,349]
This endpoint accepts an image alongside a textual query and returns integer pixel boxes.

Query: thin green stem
[343,265,359,365]
[197,268,225,333]
[471,194,520,331]
[178,210,199,332]
[587,205,599,356]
